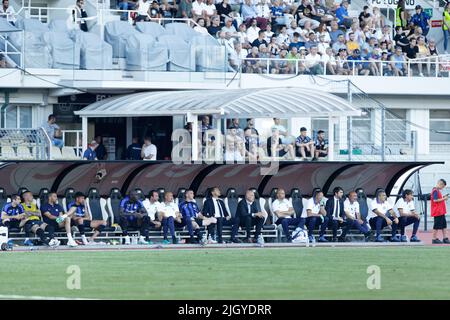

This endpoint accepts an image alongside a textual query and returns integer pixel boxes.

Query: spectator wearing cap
[332,34,346,54]
[304,32,319,50]
[83,140,98,160]
[390,46,406,76]
[321,46,337,75]
[295,0,320,30]
[347,48,370,76]
[305,46,323,74]
[335,0,352,29]
[336,48,351,75]
[295,127,316,160]
[314,130,328,158]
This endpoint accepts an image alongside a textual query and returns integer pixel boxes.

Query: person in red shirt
[431,179,449,244]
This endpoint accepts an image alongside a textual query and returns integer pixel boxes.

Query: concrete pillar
[408,109,430,155]
[81,116,88,153]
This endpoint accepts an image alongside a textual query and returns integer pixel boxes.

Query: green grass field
[1,247,450,300]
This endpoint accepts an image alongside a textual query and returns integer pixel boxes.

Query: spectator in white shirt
[369,190,400,242]
[321,46,337,75]
[159,192,181,244]
[287,20,302,41]
[272,188,306,242]
[204,0,217,21]
[221,17,238,37]
[135,0,151,21]
[192,0,207,20]
[277,25,291,50]
[141,136,157,161]
[305,45,323,74]
[246,18,260,43]
[317,33,330,55]
[393,189,421,242]
[0,0,16,25]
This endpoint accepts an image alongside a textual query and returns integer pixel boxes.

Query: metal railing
[0,128,50,160]
[239,55,450,78]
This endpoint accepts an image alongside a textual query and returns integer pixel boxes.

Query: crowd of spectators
[117,0,449,77]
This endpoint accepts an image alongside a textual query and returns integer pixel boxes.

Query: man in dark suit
[202,187,239,244]
[236,189,267,243]
[325,186,346,242]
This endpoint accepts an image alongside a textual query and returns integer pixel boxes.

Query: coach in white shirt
[369,190,399,242]
[303,189,328,242]
[393,189,421,242]
[141,136,157,161]
[342,191,370,240]
[159,192,181,244]
[272,189,305,242]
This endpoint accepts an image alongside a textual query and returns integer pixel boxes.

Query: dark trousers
[240,215,265,239]
[369,216,398,237]
[399,216,420,236]
[24,221,53,243]
[216,216,239,241]
[306,216,329,237]
[276,217,305,239]
[181,217,203,239]
[119,215,151,239]
[341,219,370,238]
[162,216,176,240]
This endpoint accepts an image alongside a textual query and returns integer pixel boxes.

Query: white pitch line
[0,294,96,300]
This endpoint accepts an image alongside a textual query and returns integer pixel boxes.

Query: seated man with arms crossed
[304,189,329,242]
[393,189,421,242]
[119,191,152,245]
[236,189,267,244]
[179,189,211,244]
[324,187,347,242]
[58,192,106,246]
[368,190,399,242]
[272,188,305,242]
[21,191,60,247]
[342,191,371,241]
[41,192,72,246]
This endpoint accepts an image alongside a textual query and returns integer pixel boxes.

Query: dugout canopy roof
[75,88,361,118]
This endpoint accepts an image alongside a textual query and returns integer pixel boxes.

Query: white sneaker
[49,238,60,248]
[419,72,424,77]
[257,235,265,245]
[81,235,89,245]
[124,235,131,245]
[207,235,217,244]
[67,238,78,247]
[138,236,148,245]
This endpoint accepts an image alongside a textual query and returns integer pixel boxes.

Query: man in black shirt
[126,137,142,160]
[251,30,268,48]
[295,0,319,29]
[393,26,409,52]
[94,135,108,160]
[405,37,419,75]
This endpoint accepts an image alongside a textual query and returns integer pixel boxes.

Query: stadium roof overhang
[75,88,361,160]
[0,161,441,198]
[75,87,361,118]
